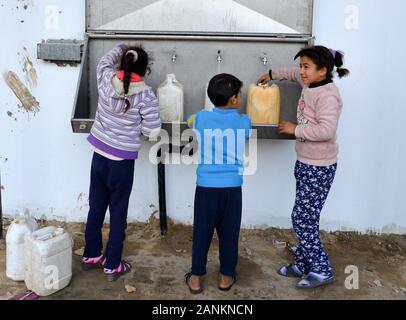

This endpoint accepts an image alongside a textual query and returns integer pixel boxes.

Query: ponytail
[121,51,137,112]
[334,51,350,78]
[119,46,149,113]
[123,68,132,112]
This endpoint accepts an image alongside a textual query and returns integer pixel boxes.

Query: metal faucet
[171,49,177,63]
[260,53,268,66]
[217,50,222,64]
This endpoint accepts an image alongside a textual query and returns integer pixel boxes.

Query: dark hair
[207,73,243,107]
[294,45,350,79]
[119,45,149,110]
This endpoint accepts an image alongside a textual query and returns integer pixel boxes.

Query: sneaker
[104,260,132,282]
[82,254,105,271]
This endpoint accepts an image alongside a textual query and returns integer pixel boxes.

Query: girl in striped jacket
[83,44,161,281]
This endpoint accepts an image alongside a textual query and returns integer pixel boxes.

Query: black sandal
[218,274,237,292]
[185,272,203,295]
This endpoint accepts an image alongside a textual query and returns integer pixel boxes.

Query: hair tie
[329,48,337,59]
[126,50,138,62]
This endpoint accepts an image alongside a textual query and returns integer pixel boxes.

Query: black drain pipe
[157,146,168,236]
[157,138,195,236]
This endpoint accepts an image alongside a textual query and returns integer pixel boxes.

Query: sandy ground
[0,216,405,300]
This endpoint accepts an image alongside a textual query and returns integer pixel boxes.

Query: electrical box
[37,40,84,64]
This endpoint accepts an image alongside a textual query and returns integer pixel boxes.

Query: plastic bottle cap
[15,214,26,224]
[54,228,64,237]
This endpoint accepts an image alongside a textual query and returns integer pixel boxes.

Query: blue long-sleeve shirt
[189,108,252,188]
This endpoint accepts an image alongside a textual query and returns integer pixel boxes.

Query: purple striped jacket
[88,45,161,160]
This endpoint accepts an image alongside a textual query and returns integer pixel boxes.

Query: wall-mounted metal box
[72,0,314,139]
[38,39,84,64]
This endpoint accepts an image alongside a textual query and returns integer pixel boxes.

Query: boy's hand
[257,73,271,85]
[279,121,297,135]
[186,114,196,128]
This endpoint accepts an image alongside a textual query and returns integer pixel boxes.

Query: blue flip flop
[277,264,304,278]
[297,272,335,289]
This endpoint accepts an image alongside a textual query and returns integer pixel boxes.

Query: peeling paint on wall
[3,71,40,114]
[18,48,38,89]
[77,192,89,211]
[381,224,406,235]
[77,192,85,202]
[16,0,33,10]
[0,156,8,163]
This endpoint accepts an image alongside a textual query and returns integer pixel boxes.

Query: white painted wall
[0,0,405,234]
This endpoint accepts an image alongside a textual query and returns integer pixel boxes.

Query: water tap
[217,50,222,64]
[260,53,268,66]
[171,49,177,63]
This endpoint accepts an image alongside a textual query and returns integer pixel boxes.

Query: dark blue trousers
[191,186,242,277]
[84,152,134,270]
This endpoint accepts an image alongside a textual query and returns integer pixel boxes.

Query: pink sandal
[82,254,105,271]
[104,260,132,282]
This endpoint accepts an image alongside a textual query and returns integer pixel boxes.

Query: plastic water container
[24,226,72,296]
[204,83,215,112]
[6,209,38,281]
[157,74,184,122]
[247,83,280,125]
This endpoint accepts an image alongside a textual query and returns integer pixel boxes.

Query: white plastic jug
[24,226,72,296]
[157,74,184,122]
[6,209,38,281]
[204,83,215,112]
[247,83,281,125]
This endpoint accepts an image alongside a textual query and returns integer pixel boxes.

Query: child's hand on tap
[257,73,271,85]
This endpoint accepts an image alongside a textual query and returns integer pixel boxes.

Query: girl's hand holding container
[278,121,297,135]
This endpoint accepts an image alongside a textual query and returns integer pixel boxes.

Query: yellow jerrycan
[246,83,280,125]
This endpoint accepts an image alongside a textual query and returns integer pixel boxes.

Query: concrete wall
[0,0,405,234]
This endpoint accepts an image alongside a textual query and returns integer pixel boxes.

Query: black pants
[191,186,242,277]
[84,153,134,270]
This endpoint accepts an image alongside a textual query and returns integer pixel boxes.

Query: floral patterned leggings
[292,161,337,277]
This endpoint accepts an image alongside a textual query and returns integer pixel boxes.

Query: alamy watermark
[344,265,359,290]
[44,5,60,30]
[148,126,258,176]
[44,265,60,290]
[345,5,360,30]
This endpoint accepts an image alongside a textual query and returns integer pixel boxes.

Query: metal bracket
[157,138,195,236]
[37,39,84,65]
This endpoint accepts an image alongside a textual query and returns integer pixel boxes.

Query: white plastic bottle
[24,226,72,296]
[6,209,38,281]
[204,82,215,112]
[157,74,184,122]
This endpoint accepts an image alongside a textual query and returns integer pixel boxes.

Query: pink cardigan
[272,68,343,166]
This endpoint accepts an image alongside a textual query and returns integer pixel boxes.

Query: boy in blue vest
[185,74,252,294]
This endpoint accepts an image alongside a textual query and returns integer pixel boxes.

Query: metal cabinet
[71,0,314,139]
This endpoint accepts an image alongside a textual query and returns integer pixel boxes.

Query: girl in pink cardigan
[258,45,350,288]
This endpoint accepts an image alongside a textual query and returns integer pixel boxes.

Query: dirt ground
[0,216,405,300]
